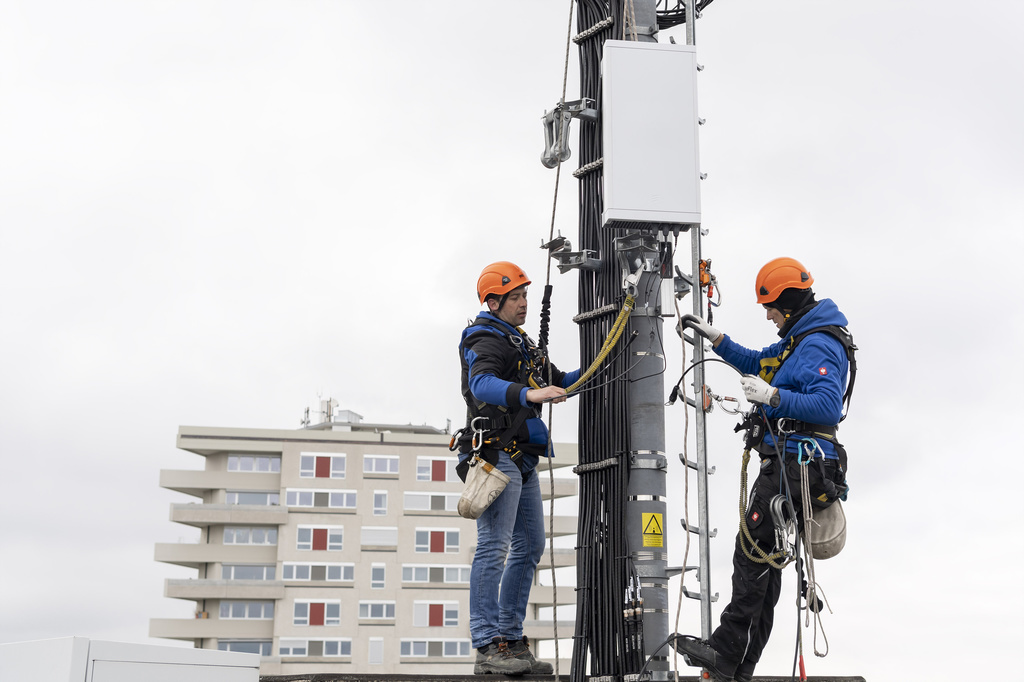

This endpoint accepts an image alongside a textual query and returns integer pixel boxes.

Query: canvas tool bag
[807,498,846,559]
[457,456,510,520]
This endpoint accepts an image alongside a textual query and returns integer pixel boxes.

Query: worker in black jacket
[457,261,579,675]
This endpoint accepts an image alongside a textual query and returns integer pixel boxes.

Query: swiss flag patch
[819,367,828,376]
[751,511,760,522]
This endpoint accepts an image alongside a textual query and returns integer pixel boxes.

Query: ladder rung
[680,520,717,538]
[683,586,719,602]
[680,456,715,474]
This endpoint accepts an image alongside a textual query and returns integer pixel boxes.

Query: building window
[297,526,343,551]
[300,453,346,479]
[293,601,341,626]
[358,601,396,620]
[402,565,470,584]
[361,526,398,549]
[279,639,352,657]
[444,566,471,583]
[219,601,274,619]
[368,638,384,665]
[414,529,459,553]
[403,492,459,512]
[416,457,457,482]
[226,491,279,506]
[400,640,471,658]
[373,491,388,516]
[217,640,272,656]
[371,564,386,589]
[285,489,357,509]
[221,564,275,581]
[283,563,354,582]
[224,527,277,545]
[228,455,280,473]
[364,455,400,475]
[413,601,459,627]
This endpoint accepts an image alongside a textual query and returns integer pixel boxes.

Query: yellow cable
[565,295,635,394]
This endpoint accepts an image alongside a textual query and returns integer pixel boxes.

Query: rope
[796,439,832,658]
[737,448,794,569]
[540,2,576,674]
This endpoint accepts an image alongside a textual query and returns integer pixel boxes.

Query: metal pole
[621,2,670,678]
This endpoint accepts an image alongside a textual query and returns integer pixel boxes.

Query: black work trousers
[708,453,841,670]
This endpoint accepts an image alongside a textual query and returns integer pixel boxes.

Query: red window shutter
[429,603,443,627]
[431,460,447,482]
[430,531,444,553]
[309,602,325,626]
[312,528,328,551]
[315,457,331,478]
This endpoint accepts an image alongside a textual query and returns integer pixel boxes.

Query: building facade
[150,409,578,675]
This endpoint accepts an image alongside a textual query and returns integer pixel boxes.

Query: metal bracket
[674,265,693,299]
[542,233,601,273]
[615,233,661,296]
[541,98,597,169]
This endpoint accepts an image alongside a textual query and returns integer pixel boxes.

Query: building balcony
[537,547,577,569]
[149,617,273,642]
[154,542,277,570]
[164,579,286,602]
[527,585,577,607]
[160,470,281,498]
[539,479,577,501]
[542,516,578,538]
[170,503,289,528]
[523,619,576,642]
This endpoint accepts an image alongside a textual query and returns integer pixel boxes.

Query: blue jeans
[468,450,546,649]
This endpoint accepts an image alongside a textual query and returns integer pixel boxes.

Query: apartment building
[150,408,578,675]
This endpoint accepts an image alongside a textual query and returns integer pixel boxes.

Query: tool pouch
[457,456,511,520]
[805,499,846,560]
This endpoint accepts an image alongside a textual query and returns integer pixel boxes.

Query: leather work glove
[677,314,722,343]
[740,375,780,407]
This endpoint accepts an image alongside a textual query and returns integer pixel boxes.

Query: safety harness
[451,318,551,476]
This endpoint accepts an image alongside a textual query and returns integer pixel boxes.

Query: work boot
[508,636,554,674]
[475,638,531,676]
[670,634,738,681]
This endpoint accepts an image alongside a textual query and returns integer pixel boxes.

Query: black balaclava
[772,287,817,338]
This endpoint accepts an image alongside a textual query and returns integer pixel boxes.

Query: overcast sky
[1,1,1021,680]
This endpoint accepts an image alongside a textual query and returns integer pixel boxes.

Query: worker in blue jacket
[457,261,580,676]
[676,257,853,682]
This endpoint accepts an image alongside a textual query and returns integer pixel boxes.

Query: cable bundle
[569,2,644,679]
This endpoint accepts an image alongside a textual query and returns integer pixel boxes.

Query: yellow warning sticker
[642,512,664,548]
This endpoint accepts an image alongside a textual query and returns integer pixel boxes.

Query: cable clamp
[572,17,614,44]
[572,157,604,178]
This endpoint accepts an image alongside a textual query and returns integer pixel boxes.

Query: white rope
[671,265,692,682]
[797,442,833,658]
[541,2,576,675]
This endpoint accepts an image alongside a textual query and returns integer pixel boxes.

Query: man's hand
[677,314,722,344]
[740,375,780,407]
[527,386,568,404]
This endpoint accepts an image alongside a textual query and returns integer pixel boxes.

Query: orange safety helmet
[755,257,814,304]
[477,261,531,304]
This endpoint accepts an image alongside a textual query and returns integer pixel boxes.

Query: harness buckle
[775,417,799,435]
